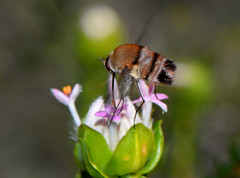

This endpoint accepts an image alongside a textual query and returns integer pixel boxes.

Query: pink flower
[51,84,82,126]
[50,77,169,150]
[132,80,168,113]
[95,103,128,122]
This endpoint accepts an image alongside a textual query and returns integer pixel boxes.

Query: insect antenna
[96,56,105,62]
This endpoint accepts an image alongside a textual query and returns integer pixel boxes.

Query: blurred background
[1,0,240,177]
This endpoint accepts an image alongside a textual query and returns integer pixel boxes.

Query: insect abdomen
[136,46,176,85]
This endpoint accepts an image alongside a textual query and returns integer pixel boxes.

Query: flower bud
[74,120,164,177]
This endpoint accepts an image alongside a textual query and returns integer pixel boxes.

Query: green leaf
[74,142,85,171]
[104,123,155,176]
[79,139,110,178]
[78,124,113,170]
[136,120,164,175]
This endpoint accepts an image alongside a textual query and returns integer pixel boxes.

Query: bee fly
[104,44,176,125]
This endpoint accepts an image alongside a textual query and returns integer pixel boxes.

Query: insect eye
[105,57,111,71]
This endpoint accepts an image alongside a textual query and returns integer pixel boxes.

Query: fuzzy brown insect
[105,44,176,89]
[104,44,176,125]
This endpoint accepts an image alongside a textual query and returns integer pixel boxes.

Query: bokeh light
[80,4,120,39]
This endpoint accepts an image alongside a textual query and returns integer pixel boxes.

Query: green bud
[74,120,164,177]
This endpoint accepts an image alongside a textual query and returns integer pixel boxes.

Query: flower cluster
[51,77,168,177]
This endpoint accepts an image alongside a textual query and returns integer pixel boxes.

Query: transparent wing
[117,66,133,99]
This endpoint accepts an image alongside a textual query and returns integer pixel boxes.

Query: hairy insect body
[105,44,176,85]
[107,44,142,73]
[104,44,176,126]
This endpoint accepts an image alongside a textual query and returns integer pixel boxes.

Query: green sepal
[136,120,164,175]
[78,124,113,170]
[74,142,85,171]
[104,123,155,176]
[79,138,110,178]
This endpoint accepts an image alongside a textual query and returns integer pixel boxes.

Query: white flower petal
[85,96,104,127]
[109,123,118,151]
[141,102,153,129]
[117,117,131,141]
[125,97,141,126]
[68,102,81,127]
[70,84,82,102]
[51,88,70,105]
[85,96,110,145]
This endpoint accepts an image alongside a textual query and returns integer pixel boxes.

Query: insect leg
[118,97,125,115]
[108,98,123,128]
[134,81,145,125]
[109,67,132,128]
[116,66,131,115]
